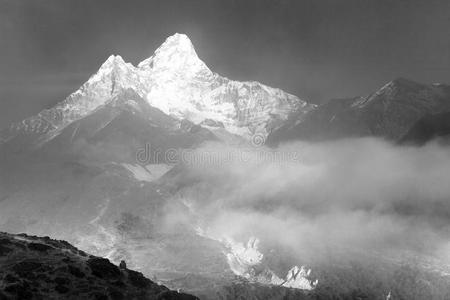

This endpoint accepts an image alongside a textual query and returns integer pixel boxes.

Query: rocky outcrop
[0,232,197,300]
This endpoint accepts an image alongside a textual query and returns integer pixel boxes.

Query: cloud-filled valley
[166,138,450,266]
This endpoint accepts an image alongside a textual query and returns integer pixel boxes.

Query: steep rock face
[268,78,450,144]
[0,33,313,148]
[0,232,198,300]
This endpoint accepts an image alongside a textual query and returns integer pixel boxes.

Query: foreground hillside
[0,232,197,300]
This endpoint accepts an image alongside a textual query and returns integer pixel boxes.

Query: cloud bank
[167,138,450,268]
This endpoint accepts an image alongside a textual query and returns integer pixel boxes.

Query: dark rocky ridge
[267,78,450,145]
[0,232,197,300]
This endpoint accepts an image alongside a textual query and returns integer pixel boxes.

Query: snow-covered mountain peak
[83,55,137,95]
[1,33,315,147]
[138,33,211,77]
[100,54,126,68]
[151,33,197,62]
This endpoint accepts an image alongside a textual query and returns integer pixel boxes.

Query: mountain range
[0,33,313,153]
[2,34,450,154]
[1,33,450,299]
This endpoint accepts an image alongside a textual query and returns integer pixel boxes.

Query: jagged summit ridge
[1,33,313,146]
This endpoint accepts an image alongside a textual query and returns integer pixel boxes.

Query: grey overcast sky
[1,0,450,128]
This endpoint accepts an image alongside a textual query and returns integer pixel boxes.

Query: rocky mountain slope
[268,78,450,144]
[0,88,215,162]
[400,111,450,145]
[0,232,197,300]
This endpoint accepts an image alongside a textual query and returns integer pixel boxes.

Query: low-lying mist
[166,137,450,266]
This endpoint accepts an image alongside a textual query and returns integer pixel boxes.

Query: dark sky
[1,0,450,128]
